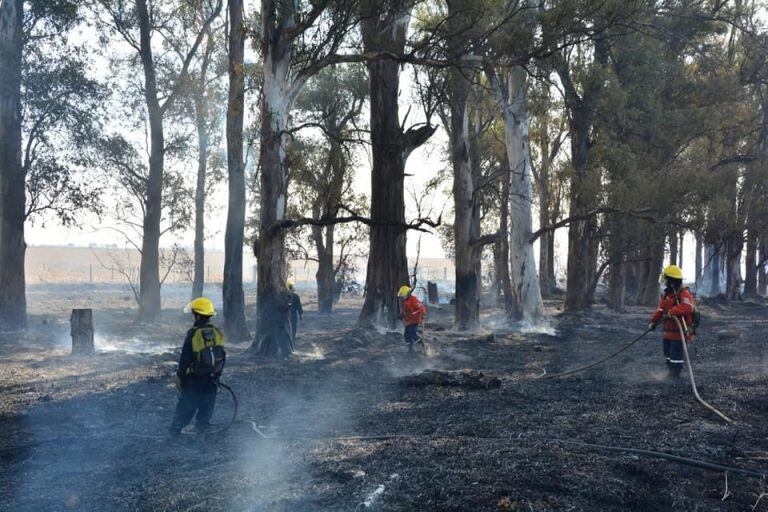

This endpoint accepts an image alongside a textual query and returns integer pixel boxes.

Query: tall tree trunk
[313,223,335,315]
[137,0,163,322]
[678,232,684,270]
[0,0,26,329]
[668,231,678,266]
[564,118,594,311]
[637,234,664,306]
[251,5,293,355]
[491,66,543,321]
[607,259,625,312]
[223,0,248,341]
[606,217,626,312]
[498,163,513,311]
[725,235,742,300]
[358,4,434,327]
[744,229,758,298]
[705,243,723,296]
[192,92,208,299]
[449,50,480,331]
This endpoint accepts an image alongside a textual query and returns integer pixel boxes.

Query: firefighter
[169,297,226,436]
[648,265,695,380]
[398,285,426,352]
[287,280,303,341]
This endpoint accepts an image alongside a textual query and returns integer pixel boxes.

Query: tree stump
[71,309,94,356]
[427,281,439,304]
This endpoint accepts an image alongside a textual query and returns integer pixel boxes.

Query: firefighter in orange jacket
[648,265,695,379]
[398,285,426,352]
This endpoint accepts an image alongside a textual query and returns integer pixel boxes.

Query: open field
[1,287,767,511]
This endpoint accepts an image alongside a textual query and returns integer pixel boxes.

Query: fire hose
[539,318,735,424]
[538,328,653,380]
[672,316,735,424]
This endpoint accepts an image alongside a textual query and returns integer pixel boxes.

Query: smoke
[95,334,176,354]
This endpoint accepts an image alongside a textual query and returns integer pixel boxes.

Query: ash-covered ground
[1,285,768,511]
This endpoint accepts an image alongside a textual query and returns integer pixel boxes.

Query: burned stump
[70,309,94,356]
[427,281,439,304]
[400,370,501,390]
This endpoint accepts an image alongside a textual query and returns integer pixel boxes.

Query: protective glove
[647,322,656,331]
[174,375,182,391]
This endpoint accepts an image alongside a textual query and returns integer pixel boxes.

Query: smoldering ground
[2,286,768,511]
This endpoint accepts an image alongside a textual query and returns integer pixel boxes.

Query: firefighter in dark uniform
[169,297,226,436]
[287,280,303,341]
[648,265,695,380]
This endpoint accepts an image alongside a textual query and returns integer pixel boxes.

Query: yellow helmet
[397,285,412,297]
[661,264,683,280]
[286,279,294,290]
[183,297,216,316]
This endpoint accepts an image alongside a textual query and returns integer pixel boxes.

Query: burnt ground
[1,292,768,511]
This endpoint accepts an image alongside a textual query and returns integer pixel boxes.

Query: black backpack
[191,326,226,377]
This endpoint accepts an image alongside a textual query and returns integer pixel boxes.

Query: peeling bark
[488,66,543,321]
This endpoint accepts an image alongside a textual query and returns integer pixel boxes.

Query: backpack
[191,325,226,377]
[677,288,701,335]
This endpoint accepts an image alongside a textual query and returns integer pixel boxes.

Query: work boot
[668,365,682,381]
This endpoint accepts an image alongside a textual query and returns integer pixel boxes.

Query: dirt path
[1,300,767,511]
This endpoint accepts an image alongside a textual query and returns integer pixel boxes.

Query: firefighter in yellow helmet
[648,265,695,380]
[398,285,426,352]
[169,297,226,436]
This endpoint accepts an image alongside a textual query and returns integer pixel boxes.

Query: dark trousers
[290,314,299,340]
[663,339,684,376]
[404,323,421,348]
[170,376,218,434]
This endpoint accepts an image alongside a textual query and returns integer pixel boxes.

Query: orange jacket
[402,295,426,326]
[650,287,695,341]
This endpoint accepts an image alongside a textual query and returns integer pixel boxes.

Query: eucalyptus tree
[357,0,438,328]
[94,0,222,321]
[288,65,367,314]
[1,0,103,329]
[250,0,361,356]
[224,0,247,340]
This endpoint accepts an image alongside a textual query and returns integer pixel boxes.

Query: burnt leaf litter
[1,297,767,511]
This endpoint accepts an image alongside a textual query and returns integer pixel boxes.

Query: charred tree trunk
[637,234,664,306]
[70,309,94,356]
[0,0,26,329]
[606,217,626,312]
[251,15,293,355]
[449,53,480,331]
[358,4,434,328]
[725,235,742,300]
[136,0,163,323]
[223,0,248,341]
[490,66,543,321]
[313,223,335,315]
[607,259,625,312]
